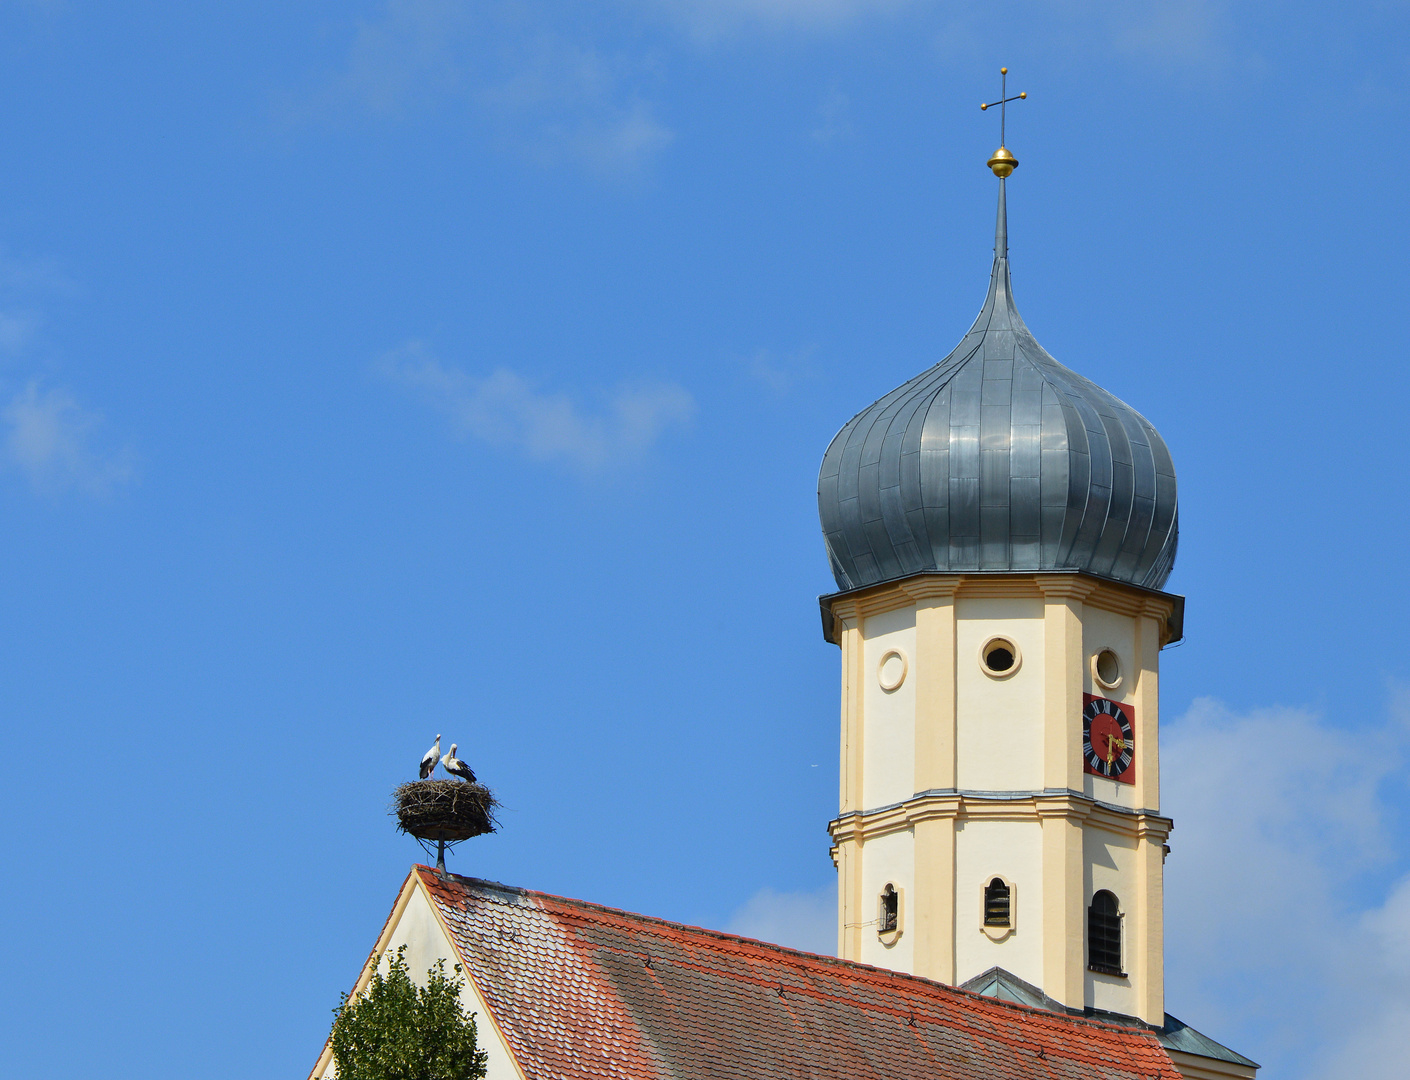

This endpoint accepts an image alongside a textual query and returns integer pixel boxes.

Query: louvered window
[983,878,1011,927]
[879,885,899,933]
[1088,890,1123,974]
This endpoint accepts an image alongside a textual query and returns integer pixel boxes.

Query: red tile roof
[416,867,1182,1080]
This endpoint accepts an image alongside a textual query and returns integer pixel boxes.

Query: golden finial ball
[980,102,988,110]
[1019,92,1026,99]
[987,146,1018,178]
[1000,67,1007,75]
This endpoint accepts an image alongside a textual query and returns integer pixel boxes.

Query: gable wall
[309,878,523,1080]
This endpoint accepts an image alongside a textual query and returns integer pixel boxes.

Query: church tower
[816,122,1180,1026]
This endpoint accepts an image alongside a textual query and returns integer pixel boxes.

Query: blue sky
[0,2,1407,1077]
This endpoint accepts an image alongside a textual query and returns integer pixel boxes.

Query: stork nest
[392,779,498,842]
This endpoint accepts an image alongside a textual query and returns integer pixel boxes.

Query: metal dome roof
[817,180,1178,593]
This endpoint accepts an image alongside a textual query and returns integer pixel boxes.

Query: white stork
[420,734,442,779]
[441,743,477,784]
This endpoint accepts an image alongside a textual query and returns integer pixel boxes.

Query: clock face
[1083,694,1135,784]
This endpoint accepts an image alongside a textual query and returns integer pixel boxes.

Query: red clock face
[1083,694,1135,784]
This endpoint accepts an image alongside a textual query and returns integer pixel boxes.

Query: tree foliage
[329,945,489,1080]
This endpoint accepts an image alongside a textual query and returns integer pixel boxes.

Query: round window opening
[1094,648,1121,689]
[980,637,1021,678]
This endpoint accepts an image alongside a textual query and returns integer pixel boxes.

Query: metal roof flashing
[962,968,1259,1071]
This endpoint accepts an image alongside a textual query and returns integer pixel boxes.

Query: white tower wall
[861,607,917,808]
[953,597,1045,793]
[953,818,1045,987]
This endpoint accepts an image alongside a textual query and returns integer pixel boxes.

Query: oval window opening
[1095,648,1121,688]
[986,644,1014,672]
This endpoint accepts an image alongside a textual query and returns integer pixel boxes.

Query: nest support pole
[408,833,458,876]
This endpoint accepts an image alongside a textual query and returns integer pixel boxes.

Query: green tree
[329,945,489,1080]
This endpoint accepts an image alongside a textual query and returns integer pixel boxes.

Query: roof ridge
[416,866,1166,1041]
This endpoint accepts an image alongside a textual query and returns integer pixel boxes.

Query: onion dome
[817,180,1178,593]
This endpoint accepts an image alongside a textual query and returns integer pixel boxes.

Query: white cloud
[286,0,468,120]
[561,101,674,176]
[2,380,135,495]
[284,0,675,175]
[0,248,131,499]
[1326,876,1410,1075]
[379,342,694,471]
[726,884,835,955]
[478,39,675,176]
[1163,694,1410,1078]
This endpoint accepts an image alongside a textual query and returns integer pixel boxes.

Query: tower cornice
[1034,575,1098,602]
[899,578,963,602]
[827,788,1173,864]
[819,571,1183,646]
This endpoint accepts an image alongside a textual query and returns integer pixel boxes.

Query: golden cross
[981,67,1026,176]
[980,67,1027,146]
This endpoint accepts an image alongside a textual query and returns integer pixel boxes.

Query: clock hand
[1103,732,1128,767]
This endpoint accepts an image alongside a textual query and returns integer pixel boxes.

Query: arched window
[983,878,1011,927]
[1088,890,1122,974]
[879,884,899,933]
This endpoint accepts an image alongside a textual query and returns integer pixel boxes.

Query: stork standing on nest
[420,734,442,779]
[441,743,477,784]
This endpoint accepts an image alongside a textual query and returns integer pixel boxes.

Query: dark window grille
[1088,890,1123,974]
[879,885,898,933]
[983,878,1011,927]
